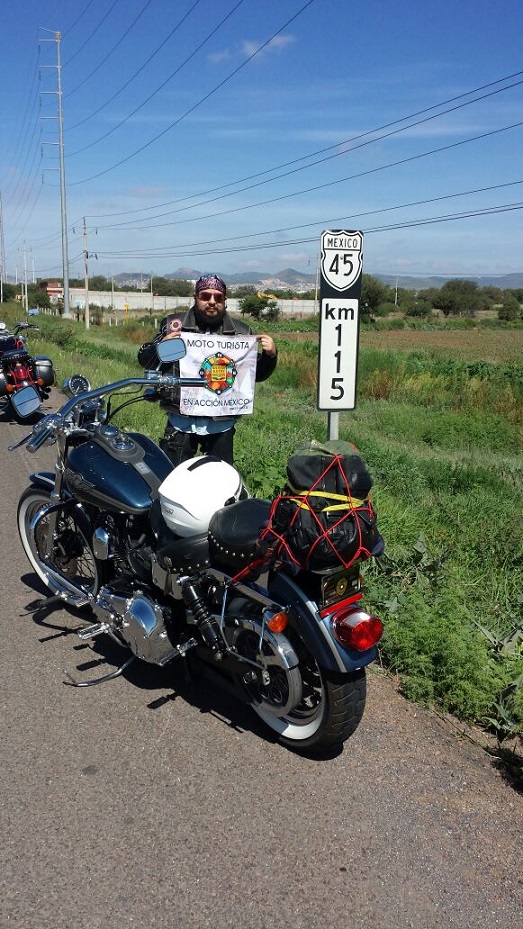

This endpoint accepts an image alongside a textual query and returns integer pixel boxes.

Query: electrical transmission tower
[40,29,71,317]
[0,191,6,304]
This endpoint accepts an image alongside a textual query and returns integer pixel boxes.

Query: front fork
[28,489,93,608]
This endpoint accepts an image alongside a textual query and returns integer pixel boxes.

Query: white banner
[178,333,258,417]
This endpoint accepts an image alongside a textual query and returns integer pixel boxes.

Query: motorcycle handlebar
[20,374,206,455]
[25,415,61,454]
[26,429,53,454]
[57,373,205,420]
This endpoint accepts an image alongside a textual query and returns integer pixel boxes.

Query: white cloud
[241,34,295,59]
[207,49,232,65]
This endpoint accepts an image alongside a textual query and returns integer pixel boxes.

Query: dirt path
[1,392,522,929]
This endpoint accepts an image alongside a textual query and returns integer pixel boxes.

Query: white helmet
[158,455,245,537]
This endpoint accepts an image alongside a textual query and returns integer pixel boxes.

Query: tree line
[2,275,522,321]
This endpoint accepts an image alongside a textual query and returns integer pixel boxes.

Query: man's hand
[257,334,277,357]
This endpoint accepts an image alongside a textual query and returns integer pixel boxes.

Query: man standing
[138,274,277,467]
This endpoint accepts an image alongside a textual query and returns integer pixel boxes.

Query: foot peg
[77,622,110,640]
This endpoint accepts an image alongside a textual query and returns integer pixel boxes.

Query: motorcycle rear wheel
[17,488,100,604]
[238,625,366,754]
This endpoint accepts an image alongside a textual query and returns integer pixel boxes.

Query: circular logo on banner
[199,352,237,394]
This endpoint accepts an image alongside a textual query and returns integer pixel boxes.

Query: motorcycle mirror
[157,338,186,363]
[62,374,91,398]
[10,385,41,419]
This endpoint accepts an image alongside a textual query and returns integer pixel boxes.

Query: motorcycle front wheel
[236,625,366,754]
[17,488,101,605]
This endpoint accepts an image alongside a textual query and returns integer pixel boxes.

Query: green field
[4,306,523,754]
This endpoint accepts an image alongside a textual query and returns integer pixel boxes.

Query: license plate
[321,565,361,609]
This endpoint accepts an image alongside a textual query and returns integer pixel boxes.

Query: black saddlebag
[261,441,384,573]
[34,356,55,388]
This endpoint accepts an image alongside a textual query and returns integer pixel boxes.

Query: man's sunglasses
[198,291,225,303]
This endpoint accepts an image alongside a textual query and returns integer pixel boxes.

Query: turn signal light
[36,378,45,386]
[332,609,383,652]
[266,611,288,633]
[6,384,15,393]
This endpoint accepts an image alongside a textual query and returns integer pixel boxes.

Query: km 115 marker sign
[317,230,363,411]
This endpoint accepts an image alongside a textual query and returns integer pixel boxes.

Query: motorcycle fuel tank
[64,429,174,514]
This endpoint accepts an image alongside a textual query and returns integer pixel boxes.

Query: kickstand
[63,654,136,687]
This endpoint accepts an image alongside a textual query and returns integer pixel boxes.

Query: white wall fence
[65,290,317,317]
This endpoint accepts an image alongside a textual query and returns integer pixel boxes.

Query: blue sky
[1,0,522,282]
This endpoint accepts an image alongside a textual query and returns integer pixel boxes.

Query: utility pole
[314,252,320,315]
[40,30,71,317]
[56,32,71,318]
[83,218,90,330]
[0,191,5,304]
[23,243,29,316]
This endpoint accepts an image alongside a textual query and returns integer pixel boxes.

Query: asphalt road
[1,390,522,929]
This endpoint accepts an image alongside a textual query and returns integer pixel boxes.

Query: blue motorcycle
[12,340,383,755]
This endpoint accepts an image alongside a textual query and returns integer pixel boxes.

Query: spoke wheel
[235,620,367,754]
[17,488,100,604]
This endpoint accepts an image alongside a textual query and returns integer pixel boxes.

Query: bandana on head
[195,274,227,296]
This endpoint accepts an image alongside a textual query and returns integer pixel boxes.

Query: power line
[67,0,203,127]
[83,68,523,221]
[62,0,97,39]
[68,0,245,154]
[69,0,318,184]
[92,119,523,234]
[0,48,41,192]
[65,0,155,99]
[91,178,523,255]
[90,77,523,231]
[95,201,523,261]
[63,0,120,66]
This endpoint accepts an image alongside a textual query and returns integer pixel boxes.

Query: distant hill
[113,268,523,292]
[376,273,523,290]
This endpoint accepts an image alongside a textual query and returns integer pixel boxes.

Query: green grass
[12,309,523,743]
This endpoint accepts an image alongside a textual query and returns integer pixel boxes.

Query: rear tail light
[331,609,383,651]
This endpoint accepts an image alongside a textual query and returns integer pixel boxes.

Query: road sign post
[317,230,364,439]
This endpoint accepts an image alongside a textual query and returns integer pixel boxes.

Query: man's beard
[194,306,225,330]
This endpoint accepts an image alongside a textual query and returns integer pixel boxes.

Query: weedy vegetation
[6,305,523,760]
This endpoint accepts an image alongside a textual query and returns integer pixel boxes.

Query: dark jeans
[160,424,236,468]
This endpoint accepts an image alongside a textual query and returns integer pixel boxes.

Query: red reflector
[332,611,383,651]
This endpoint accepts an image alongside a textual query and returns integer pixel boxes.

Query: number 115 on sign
[317,298,360,411]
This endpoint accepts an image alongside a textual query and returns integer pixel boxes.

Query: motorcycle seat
[208,498,271,570]
[0,337,20,353]
[1,348,29,364]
